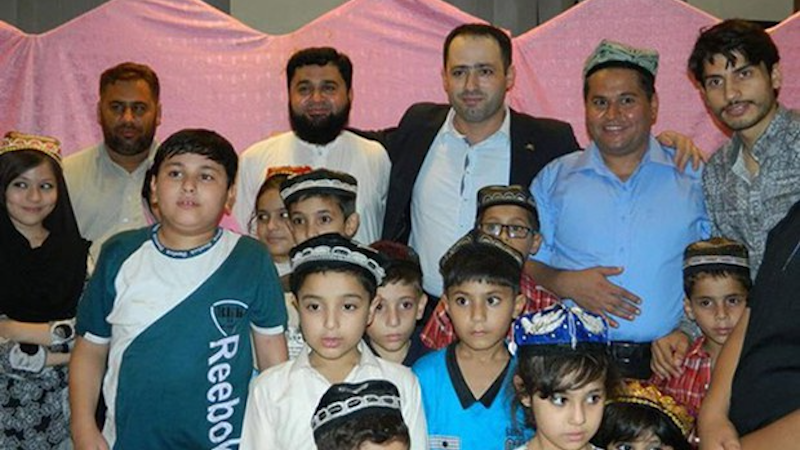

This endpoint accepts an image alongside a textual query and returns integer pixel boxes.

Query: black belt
[609,341,652,379]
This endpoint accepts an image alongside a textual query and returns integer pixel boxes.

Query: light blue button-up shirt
[531,137,710,342]
[411,107,512,297]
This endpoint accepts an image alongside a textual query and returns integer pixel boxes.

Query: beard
[102,122,157,157]
[290,102,350,146]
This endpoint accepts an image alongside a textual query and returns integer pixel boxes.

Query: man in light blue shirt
[528,40,710,379]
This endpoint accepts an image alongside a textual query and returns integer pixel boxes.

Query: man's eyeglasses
[479,222,534,239]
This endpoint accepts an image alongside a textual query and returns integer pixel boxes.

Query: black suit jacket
[360,102,580,243]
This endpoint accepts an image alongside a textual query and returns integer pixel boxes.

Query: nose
[311,88,324,103]
[568,402,586,425]
[386,305,401,328]
[715,303,730,321]
[464,70,479,91]
[470,302,487,323]
[181,176,196,193]
[121,105,135,122]
[724,80,741,102]
[606,101,621,120]
[323,308,338,330]
[27,186,42,202]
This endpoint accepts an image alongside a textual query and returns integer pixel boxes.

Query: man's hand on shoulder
[554,266,641,328]
[656,130,707,172]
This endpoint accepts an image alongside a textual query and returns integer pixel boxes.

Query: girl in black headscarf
[0,132,90,449]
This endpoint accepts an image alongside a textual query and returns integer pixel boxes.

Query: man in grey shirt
[64,62,161,260]
[689,19,800,275]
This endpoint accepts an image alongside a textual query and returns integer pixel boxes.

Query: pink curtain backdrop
[1,0,798,156]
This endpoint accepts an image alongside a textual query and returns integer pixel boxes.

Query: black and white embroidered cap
[290,233,387,285]
[279,168,358,205]
[311,379,404,441]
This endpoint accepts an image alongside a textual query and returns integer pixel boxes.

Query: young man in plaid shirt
[651,238,751,416]
[420,185,558,349]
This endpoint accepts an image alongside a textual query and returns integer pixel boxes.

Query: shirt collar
[290,340,380,375]
[687,335,709,358]
[570,135,673,176]
[732,104,794,158]
[98,141,157,174]
[443,105,511,143]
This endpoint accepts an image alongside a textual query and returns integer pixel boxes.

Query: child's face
[288,196,358,244]
[608,431,674,450]
[5,161,57,238]
[151,153,233,240]
[255,188,295,262]
[444,280,524,353]
[478,205,541,257]
[685,274,747,350]
[298,271,376,364]
[367,281,428,355]
[526,380,606,450]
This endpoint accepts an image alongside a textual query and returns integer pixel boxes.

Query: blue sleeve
[530,162,558,265]
[76,240,122,339]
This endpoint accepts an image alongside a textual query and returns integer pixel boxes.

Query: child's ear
[344,212,360,238]
[366,295,380,326]
[415,293,429,321]
[225,183,237,216]
[683,297,695,321]
[528,232,543,255]
[512,293,526,318]
[441,294,450,316]
[512,375,532,407]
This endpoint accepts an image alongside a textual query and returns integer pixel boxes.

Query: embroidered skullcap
[609,380,695,438]
[0,131,62,164]
[509,303,609,357]
[280,168,357,205]
[290,233,386,285]
[440,228,524,272]
[476,184,537,217]
[683,237,750,279]
[311,379,404,442]
[265,165,312,180]
[369,240,422,284]
[584,39,659,79]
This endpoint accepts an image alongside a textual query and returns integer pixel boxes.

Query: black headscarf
[0,150,90,322]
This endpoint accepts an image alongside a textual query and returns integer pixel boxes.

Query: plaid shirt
[650,336,711,417]
[420,272,559,349]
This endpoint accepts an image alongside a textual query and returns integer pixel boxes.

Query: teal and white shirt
[77,226,287,449]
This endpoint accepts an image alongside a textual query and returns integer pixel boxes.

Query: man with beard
[235,47,390,244]
[64,62,161,259]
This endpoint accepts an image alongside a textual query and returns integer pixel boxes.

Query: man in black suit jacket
[363,23,579,306]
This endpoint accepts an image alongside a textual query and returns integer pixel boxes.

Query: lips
[321,337,341,348]
[723,101,752,117]
[177,199,198,208]
[713,327,733,336]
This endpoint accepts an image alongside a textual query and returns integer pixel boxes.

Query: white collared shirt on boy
[240,340,427,449]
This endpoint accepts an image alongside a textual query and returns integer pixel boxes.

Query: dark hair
[151,129,238,188]
[286,192,357,218]
[688,19,780,86]
[0,150,70,232]
[290,262,379,300]
[249,173,290,233]
[286,47,353,91]
[369,241,423,294]
[592,402,692,450]
[443,23,512,72]
[583,61,656,101]
[315,412,410,450]
[683,237,752,297]
[99,62,160,101]
[514,350,619,429]
[441,242,521,294]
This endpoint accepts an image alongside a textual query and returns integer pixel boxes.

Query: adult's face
[700,52,780,141]
[442,35,514,127]
[585,68,657,159]
[289,63,351,145]
[97,79,160,158]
